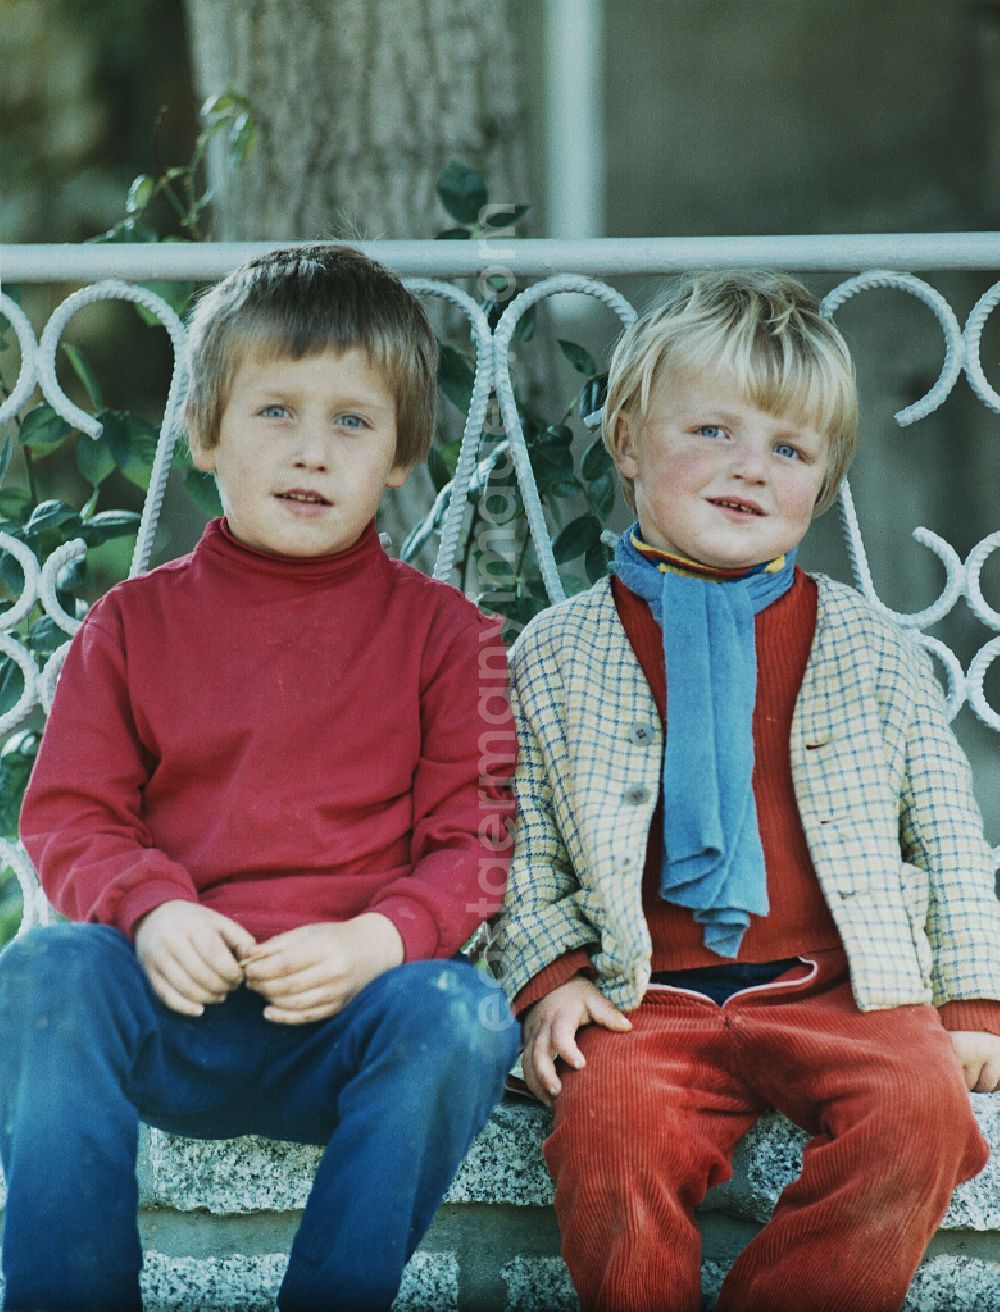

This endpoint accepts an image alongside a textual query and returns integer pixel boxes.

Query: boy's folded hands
[241,913,405,1025]
[522,977,632,1106]
[135,903,406,1026]
[134,900,257,1017]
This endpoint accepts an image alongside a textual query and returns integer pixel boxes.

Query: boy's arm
[494,624,603,1003]
[20,609,203,936]
[362,611,517,960]
[896,637,1000,1007]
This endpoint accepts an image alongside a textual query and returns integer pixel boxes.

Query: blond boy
[497,271,1000,1312]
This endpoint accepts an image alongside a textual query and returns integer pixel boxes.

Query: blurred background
[1,0,998,840]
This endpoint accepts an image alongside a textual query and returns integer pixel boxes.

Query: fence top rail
[3,233,1000,283]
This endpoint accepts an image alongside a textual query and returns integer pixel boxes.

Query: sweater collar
[197,516,389,585]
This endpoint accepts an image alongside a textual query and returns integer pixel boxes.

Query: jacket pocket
[898,861,934,981]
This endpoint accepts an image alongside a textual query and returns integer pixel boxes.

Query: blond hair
[184,244,437,467]
[603,270,858,515]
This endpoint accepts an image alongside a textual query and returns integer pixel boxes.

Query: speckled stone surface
[138,1126,321,1214]
[140,1253,284,1311]
[501,1256,577,1311]
[138,1097,998,1226]
[138,1250,457,1311]
[702,1095,999,1231]
[903,1256,1000,1312]
[138,1102,557,1213]
[444,1101,553,1205]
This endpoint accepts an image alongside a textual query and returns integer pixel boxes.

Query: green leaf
[578,372,607,419]
[25,617,67,655]
[533,424,573,449]
[437,344,476,414]
[125,174,156,216]
[512,304,537,343]
[88,220,159,246]
[585,469,617,517]
[0,548,27,595]
[435,227,472,241]
[529,443,578,499]
[0,490,30,522]
[227,110,258,167]
[18,404,73,453]
[582,437,613,480]
[201,90,252,124]
[482,205,529,229]
[0,437,12,485]
[25,500,80,538]
[427,446,452,493]
[558,340,597,376]
[436,161,488,225]
[99,410,159,490]
[476,590,545,631]
[61,343,104,409]
[0,729,39,841]
[584,539,610,582]
[56,552,88,592]
[75,431,116,487]
[137,278,196,323]
[552,513,602,564]
[79,510,141,547]
[183,467,224,517]
[0,656,24,717]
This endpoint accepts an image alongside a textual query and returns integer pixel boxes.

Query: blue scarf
[613,526,796,957]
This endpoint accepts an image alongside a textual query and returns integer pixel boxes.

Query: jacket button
[624,785,651,805]
[628,723,655,744]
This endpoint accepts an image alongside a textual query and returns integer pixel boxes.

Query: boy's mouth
[708,497,765,517]
[276,489,332,506]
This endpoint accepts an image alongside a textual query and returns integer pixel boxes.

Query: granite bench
[99,1094,1000,1310]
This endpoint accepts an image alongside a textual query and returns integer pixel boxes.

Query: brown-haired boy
[497,270,999,1311]
[0,245,519,1312]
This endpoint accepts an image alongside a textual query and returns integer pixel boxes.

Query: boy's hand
[522,976,632,1106]
[134,900,257,1017]
[949,1031,1000,1093]
[241,913,405,1024]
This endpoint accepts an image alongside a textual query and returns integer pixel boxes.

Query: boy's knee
[385,959,519,1075]
[857,1064,985,1178]
[0,923,138,1009]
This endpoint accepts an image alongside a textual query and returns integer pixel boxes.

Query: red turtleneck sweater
[21,518,516,961]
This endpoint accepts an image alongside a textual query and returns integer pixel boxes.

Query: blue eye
[697,424,727,439]
[774,442,800,460]
[259,403,289,419]
[338,414,368,430]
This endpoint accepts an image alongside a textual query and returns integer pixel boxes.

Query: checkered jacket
[495,573,1000,1013]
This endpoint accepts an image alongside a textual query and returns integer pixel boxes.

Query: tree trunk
[182,0,528,241]
[182,0,530,553]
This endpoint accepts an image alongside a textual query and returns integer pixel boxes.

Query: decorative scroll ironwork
[2,250,998,933]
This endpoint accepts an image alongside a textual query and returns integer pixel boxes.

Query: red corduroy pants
[543,962,988,1312]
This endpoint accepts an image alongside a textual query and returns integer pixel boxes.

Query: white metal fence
[0,235,998,937]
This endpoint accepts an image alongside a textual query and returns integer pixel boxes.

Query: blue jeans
[0,923,518,1311]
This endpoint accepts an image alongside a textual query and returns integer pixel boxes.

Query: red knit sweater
[21,519,516,961]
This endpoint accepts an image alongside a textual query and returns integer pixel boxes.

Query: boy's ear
[385,462,411,490]
[186,413,217,473]
[190,441,217,474]
[613,416,640,480]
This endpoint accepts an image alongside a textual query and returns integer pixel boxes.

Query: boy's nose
[730,444,767,482]
[293,430,330,471]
